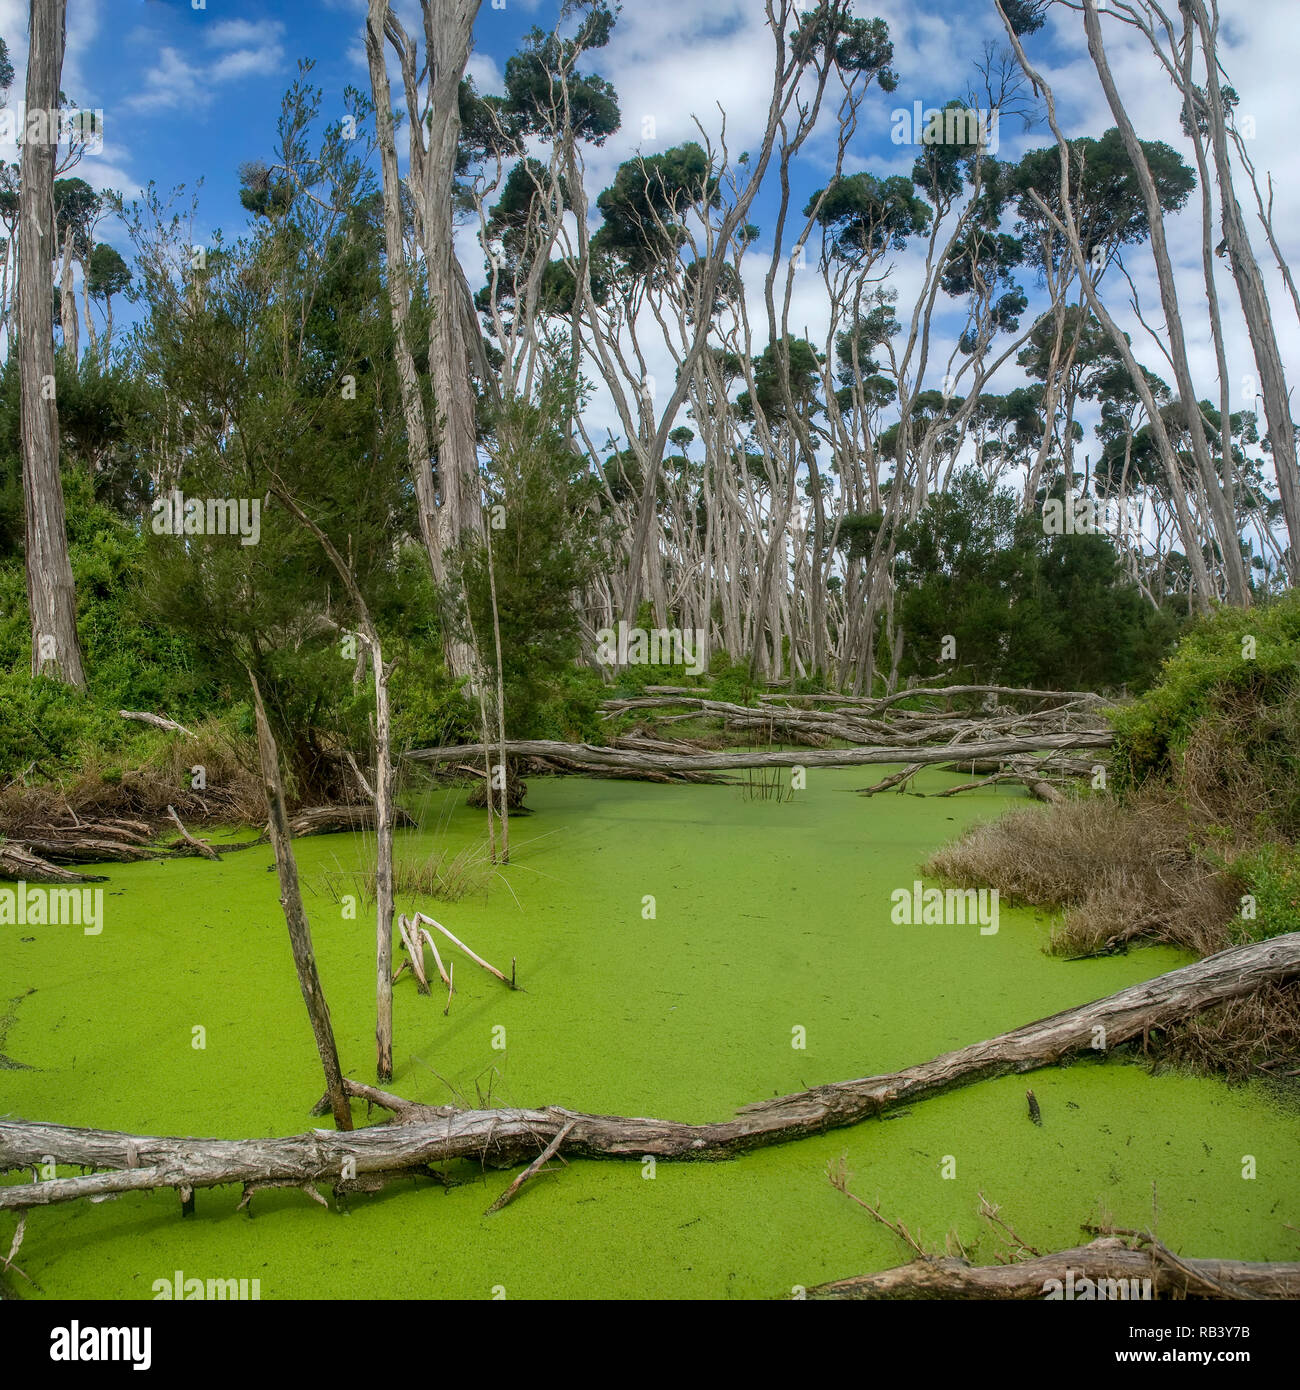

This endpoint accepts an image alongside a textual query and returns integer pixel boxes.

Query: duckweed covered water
[2,766,1296,1299]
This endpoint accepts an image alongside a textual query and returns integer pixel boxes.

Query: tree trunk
[248,671,352,1132]
[271,486,396,1084]
[4,932,1296,1214]
[1081,1,1248,605]
[408,732,1114,774]
[18,0,85,686]
[1189,0,1300,582]
[57,224,77,362]
[996,5,1214,609]
[808,1240,1300,1300]
[365,0,442,588]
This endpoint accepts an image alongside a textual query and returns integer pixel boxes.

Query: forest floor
[2,764,1296,1299]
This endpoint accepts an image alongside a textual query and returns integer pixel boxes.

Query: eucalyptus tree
[52,175,96,360]
[85,242,129,358]
[365,0,498,624]
[1069,1,1250,604]
[806,78,1038,687]
[19,0,84,685]
[1083,0,1299,584]
[996,1,1216,611]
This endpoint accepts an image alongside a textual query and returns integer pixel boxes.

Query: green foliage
[461,390,604,738]
[0,465,219,734]
[708,654,758,706]
[530,666,607,743]
[593,143,719,275]
[893,469,1178,692]
[388,656,477,755]
[0,670,125,776]
[806,172,931,258]
[1228,843,1300,944]
[1013,128,1195,272]
[1110,591,1300,794]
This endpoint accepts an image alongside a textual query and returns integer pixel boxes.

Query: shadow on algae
[2,765,1296,1299]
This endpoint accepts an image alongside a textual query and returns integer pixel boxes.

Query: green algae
[2,766,1296,1299]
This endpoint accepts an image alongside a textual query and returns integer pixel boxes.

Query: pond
[3,766,1295,1299]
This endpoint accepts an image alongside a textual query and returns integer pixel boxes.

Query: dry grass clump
[1145,981,1300,1082]
[1177,691,1300,840]
[0,719,264,832]
[924,792,1245,959]
[315,841,497,907]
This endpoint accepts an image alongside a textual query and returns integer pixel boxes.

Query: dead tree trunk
[271,485,397,1084]
[19,0,85,686]
[0,842,105,882]
[4,932,1295,1214]
[365,0,442,587]
[248,671,352,1132]
[808,1239,1300,1300]
[408,732,1114,775]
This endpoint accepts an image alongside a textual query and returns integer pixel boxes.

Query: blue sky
[3,0,1298,462]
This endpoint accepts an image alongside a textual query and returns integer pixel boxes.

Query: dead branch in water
[408,733,1114,775]
[4,932,1296,1217]
[165,806,221,860]
[806,1239,1300,1299]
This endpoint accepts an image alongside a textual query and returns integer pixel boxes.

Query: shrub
[1110,591,1300,837]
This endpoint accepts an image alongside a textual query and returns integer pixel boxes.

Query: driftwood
[12,835,158,864]
[4,932,1297,1216]
[118,710,196,737]
[524,753,730,785]
[165,806,221,860]
[409,733,1114,775]
[807,1238,1300,1300]
[0,842,106,884]
[599,692,1111,753]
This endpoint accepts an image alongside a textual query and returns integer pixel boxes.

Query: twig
[166,805,220,860]
[412,912,512,987]
[485,1120,575,1214]
[827,1156,927,1257]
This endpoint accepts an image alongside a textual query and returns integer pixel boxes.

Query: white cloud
[204,20,286,51]
[125,17,286,112]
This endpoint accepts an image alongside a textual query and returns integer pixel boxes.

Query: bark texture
[19,0,85,686]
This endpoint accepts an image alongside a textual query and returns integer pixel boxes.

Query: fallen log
[0,843,106,884]
[12,836,160,864]
[525,753,730,785]
[4,932,1297,1215]
[408,733,1114,775]
[806,1238,1300,1300]
[287,804,415,838]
